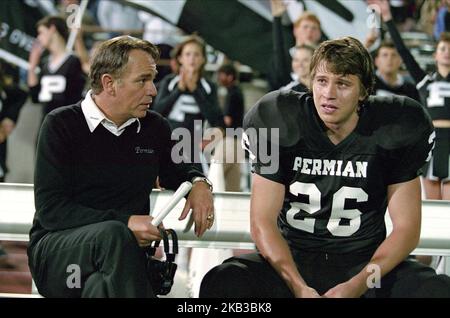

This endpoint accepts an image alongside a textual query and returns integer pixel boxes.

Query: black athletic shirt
[243,90,434,254]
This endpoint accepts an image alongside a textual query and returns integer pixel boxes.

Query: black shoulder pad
[367,95,433,149]
[243,90,307,147]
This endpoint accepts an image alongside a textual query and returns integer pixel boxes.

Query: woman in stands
[153,35,224,172]
[27,16,85,121]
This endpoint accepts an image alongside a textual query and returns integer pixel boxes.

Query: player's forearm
[350,227,419,295]
[252,221,308,294]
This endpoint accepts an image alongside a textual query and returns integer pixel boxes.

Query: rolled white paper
[151,181,193,226]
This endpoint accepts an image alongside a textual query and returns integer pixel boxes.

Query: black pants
[28,220,155,298]
[200,252,450,298]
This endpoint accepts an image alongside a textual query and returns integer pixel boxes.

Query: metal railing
[1,183,450,256]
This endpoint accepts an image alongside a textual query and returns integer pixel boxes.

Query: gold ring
[207,214,214,221]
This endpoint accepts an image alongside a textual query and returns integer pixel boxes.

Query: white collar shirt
[81,90,141,136]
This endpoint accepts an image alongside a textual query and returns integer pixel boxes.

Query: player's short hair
[89,35,160,94]
[310,36,375,97]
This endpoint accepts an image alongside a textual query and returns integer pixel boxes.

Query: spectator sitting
[153,35,224,173]
[373,41,420,101]
[281,44,315,93]
[269,0,322,90]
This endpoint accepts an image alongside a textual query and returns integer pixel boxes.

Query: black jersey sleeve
[377,96,435,184]
[388,129,434,184]
[242,117,284,183]
[243,90,305,183]
[243,90,304,146]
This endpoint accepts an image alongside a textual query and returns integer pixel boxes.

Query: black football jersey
[30,54,85,115]
[243,90,434,254]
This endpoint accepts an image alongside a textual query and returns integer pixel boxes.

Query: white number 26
[286,182,368,237]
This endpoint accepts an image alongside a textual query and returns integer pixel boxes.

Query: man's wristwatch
[191,176,213,192]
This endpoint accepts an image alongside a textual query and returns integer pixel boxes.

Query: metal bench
[0,183,255,249]
[1,182,449,292]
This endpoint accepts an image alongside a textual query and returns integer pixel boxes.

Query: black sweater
[29,103,203,247]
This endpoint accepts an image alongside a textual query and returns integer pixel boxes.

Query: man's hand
[367,0,392,22]
[293,284,322,298]
[270,0,287,17]
[185,69,199,92]
[178,66,199,92]
[323,279,366,298]
[128,215,162,247]
[178,66,187,91]
[178,181,214,237]
[28,41,44,68]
